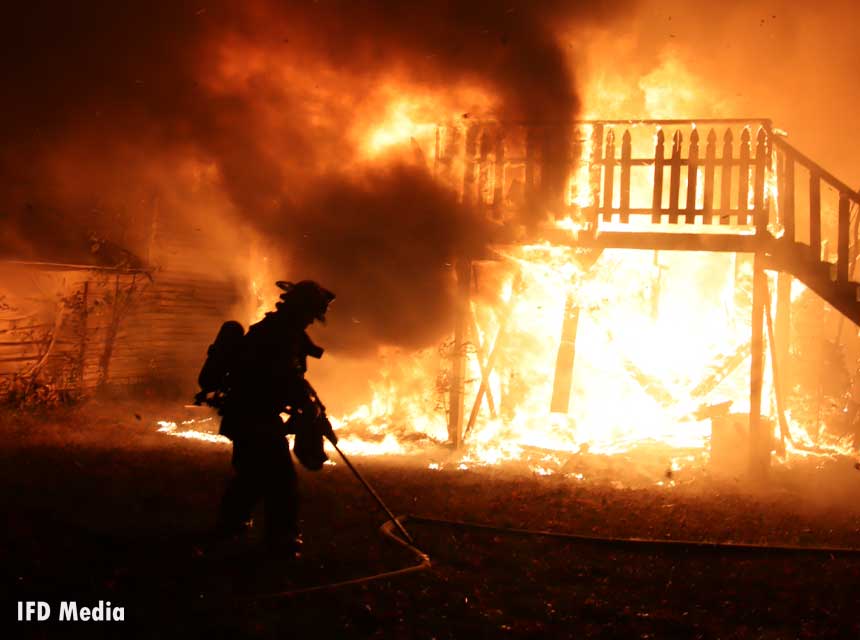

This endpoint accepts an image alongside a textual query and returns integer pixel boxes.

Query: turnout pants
[218,415,299,544]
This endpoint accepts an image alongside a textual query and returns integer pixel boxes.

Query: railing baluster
[462,123,480,205]
[620,129,632,223]
[738,127,751,225]
[569,126,583,210]
[652,129,665,223]
[720,129,733,224]
[686,128,700,222]
[669,130,683,223]
[703,129,716,223]
[589,124,604,228]
[782,152,795,242]
[602,129,616,223]
[809,172,821,261]
[839,193,850,283]
[754,127,768,232]
[779,156,794,242]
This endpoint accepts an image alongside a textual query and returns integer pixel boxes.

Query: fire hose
[252,512,860,600]
[249,440,860,600]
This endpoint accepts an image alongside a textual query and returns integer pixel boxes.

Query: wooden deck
[438,117,860,323]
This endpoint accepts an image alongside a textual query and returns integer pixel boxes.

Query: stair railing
[771,136,860,288]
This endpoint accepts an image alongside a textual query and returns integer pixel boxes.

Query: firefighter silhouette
[199,280,336,554]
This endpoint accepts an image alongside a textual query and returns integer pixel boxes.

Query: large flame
[319,69,857,472]
[156,56,857,477]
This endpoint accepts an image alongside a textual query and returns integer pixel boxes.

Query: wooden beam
[753,127,768,232]
[809,173,821,261]
[620,130,632,223]
[838,193,850,283]
[540,228,761,253]
[686,128,700,223]
[464,290,517,440]
[668,130,682,223]
[779,151,795,241]
[652,129,665,223]
[772,137,860,204]
[703,129,717,222]
[720,129,734,224]
[738,128,751,225]
[764,277,793,449]
[749,253,769,476]
[448,259,471,448]
[602,130,616,224]
[775,272,792,401]
[469,311,497,418]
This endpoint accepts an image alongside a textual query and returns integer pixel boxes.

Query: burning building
[1,1,859,478]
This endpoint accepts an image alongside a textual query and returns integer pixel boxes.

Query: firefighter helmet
[274,280,335,322]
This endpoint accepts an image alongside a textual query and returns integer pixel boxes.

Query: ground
[3,399,860,639]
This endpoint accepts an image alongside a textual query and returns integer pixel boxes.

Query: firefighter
[215,280,336,555]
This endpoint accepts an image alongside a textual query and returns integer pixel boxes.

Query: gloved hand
[318,414,338,445]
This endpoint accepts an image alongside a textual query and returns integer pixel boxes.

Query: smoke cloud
[0,0,631,354]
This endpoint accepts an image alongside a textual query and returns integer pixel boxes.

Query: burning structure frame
[439,118,860,474]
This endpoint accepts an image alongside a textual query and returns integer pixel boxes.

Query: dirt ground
[3,399,860,639]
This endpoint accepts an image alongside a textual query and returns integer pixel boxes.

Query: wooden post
[668,130,682,223]
[809,172,821,261]
[838,193,850,283]
[778,149,795,242]
[652,128,665,223]
[448,259,471,448]
[749,253,769,476]
[589,124,604,230]
[775,272,792,403]
[686,128,700,223]
[766,277,792,448]
[602,129,616,224]
[703,129,716,223]
[720,129,734,224]
[550,294,581,413]
[738,128,751,225]
[754,128,768,232]
[620,129,632,223]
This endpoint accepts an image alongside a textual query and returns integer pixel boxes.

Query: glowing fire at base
[325,243,857,474]
[153,79,858,478]
[156,246,857,481]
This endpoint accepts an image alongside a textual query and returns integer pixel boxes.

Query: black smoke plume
[0,0,628,353]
